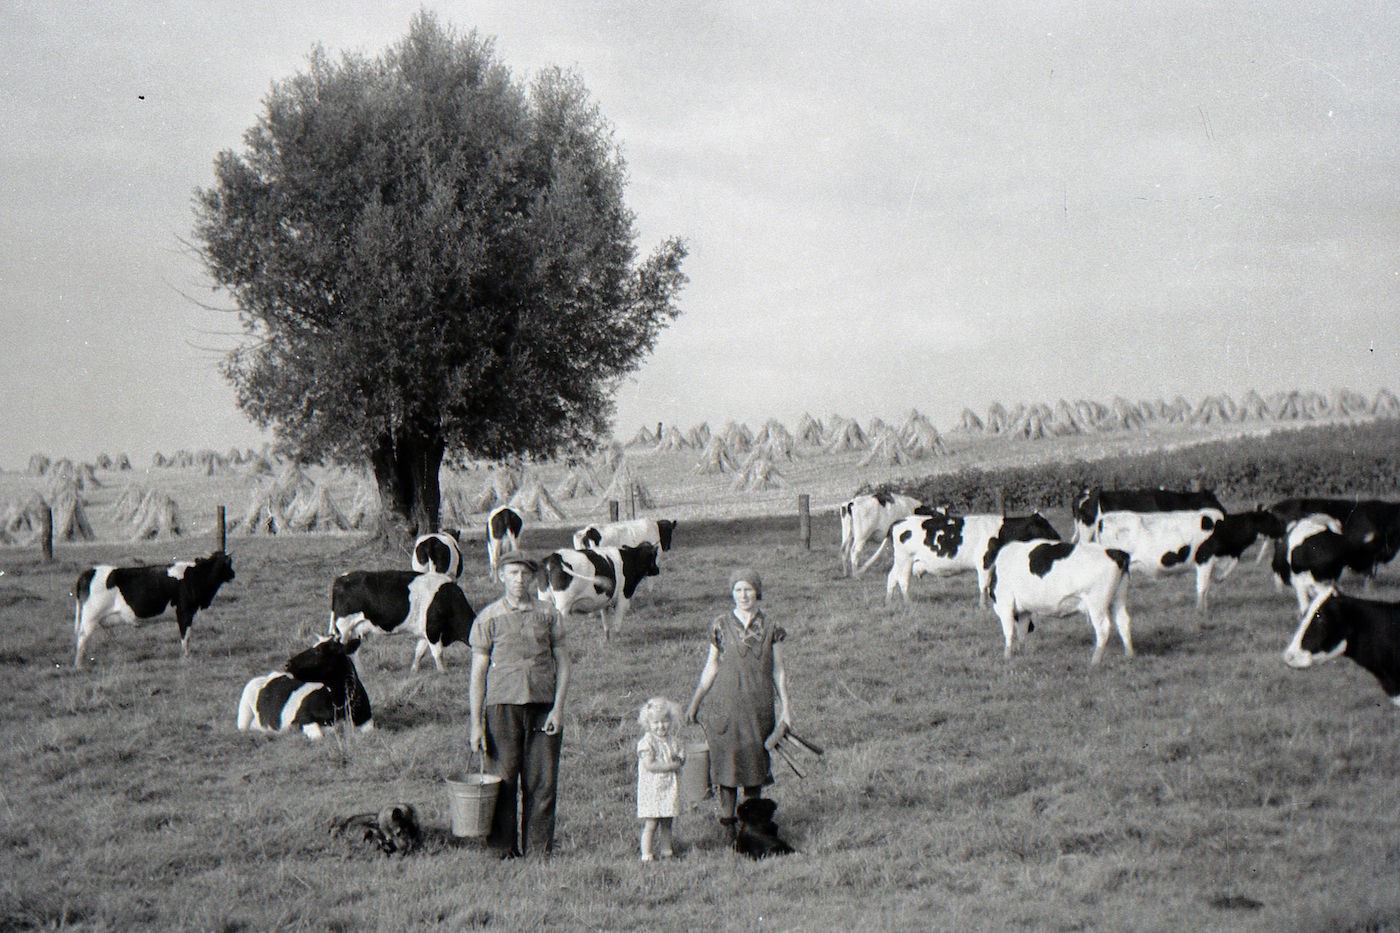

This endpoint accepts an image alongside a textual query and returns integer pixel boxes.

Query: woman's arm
[772,641,791,729]
[685,645,720,723]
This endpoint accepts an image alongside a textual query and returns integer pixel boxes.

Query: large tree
[194,13,686,536]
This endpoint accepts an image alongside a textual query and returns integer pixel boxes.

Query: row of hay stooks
[626,386,1400,458]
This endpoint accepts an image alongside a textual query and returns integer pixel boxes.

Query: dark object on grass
[331,803,421,856]
[734,798,794,860]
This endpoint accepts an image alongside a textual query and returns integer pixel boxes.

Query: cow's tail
[855,529,893,576]
[547,555,613,591]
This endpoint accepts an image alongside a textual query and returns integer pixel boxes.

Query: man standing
[469,550,571,858]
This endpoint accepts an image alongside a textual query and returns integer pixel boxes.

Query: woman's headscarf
[728,567,762,600]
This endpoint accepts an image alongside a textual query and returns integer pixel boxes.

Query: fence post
[41,505,53,562]
[608,500,620,522]
[216,506,227,553]
[798,494,811,550]
[993,486,1004,514]
[656,421,663,440]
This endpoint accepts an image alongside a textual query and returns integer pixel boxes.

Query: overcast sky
[2,1,1397,469]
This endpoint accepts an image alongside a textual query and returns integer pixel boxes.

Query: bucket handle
[467,748,491,780]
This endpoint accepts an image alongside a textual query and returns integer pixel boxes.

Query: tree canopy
[193,13,686,533]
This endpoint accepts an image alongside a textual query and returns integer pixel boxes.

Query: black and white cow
[1272,514,1377,613]
[572,518,677,553]
[412,532,462,578]
[329,570,475,673]
[237,636,373,738]
[1096,508,1281,615]
[538,543,661,640]
[486,507,524,581]
[1073,487,1225,542]
[1266,497,1400,580]
[1284,586,1400,706]
[839,492,922,576]
[985,539,1133,665]
[73,551,236,668]
[873,510,1061,606]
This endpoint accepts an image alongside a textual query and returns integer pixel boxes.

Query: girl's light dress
[636,732,683,818]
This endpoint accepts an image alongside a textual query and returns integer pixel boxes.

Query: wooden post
[993,486,1005,514]
[798,494,811,550]
[656,421,663,439]
[216,506,226,553]
[41,505,53,562]
[608,500,620,522]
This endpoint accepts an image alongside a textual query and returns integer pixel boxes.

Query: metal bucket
[681,740,712,802]
[445,772,501,838]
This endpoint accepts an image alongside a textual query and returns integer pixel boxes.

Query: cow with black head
[74,551,235,668]
[237,636,373,739]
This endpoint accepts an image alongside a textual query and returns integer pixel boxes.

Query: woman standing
[685,568,791,842]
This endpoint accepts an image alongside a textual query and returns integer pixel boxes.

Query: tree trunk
[370,427,445,539]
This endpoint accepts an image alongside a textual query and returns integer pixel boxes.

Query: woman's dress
[703,610,786,788]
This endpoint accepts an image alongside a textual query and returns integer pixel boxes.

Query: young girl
[636,697,686,861]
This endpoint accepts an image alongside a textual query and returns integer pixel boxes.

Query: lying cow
[330,570,476,673]
[486,507,524,581]
[1284,586,1400,706]
[873,510,1061,606]
[538,543,660,640]
[238,636,373,738]
[1074,486,1225,542]
[1097,508,1280,615]
[412,532,462,578]
[986,539,1133,665]
[1272,514,1376,613]
[73,551,236,668]
[572,518,677,552]
[839,492,921,576]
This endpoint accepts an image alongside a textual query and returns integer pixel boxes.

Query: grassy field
[2,506,1399,932]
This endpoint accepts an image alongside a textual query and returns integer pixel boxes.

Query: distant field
[2,507,1399,931]
[0,414,1371,550]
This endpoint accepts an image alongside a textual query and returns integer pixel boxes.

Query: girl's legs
[640,817,659,860]
[657,817,674,857]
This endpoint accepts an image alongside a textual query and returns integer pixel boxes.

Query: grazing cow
[572,518,677,552]
[411,532,462,578]
[486,507,524,581]
[73,551,235,668]
[1073,487,1225,542]
[330,570,475,673]
[1096,508,1279,615]
[538,543,660,640]
[839,492,922,576]
[986,540,1133,665]
[874,510,1061,606]
[237,636,373,738]
[1265,498,1400,579]
[1272,514,1376,613]
[1283,586,1400,706]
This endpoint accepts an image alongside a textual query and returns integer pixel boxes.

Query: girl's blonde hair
[637,696,682,731]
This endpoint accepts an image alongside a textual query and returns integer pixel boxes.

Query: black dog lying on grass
[331,804,421,856]
[734,798,794,859]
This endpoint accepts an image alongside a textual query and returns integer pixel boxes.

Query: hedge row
[875,420,1400,513]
